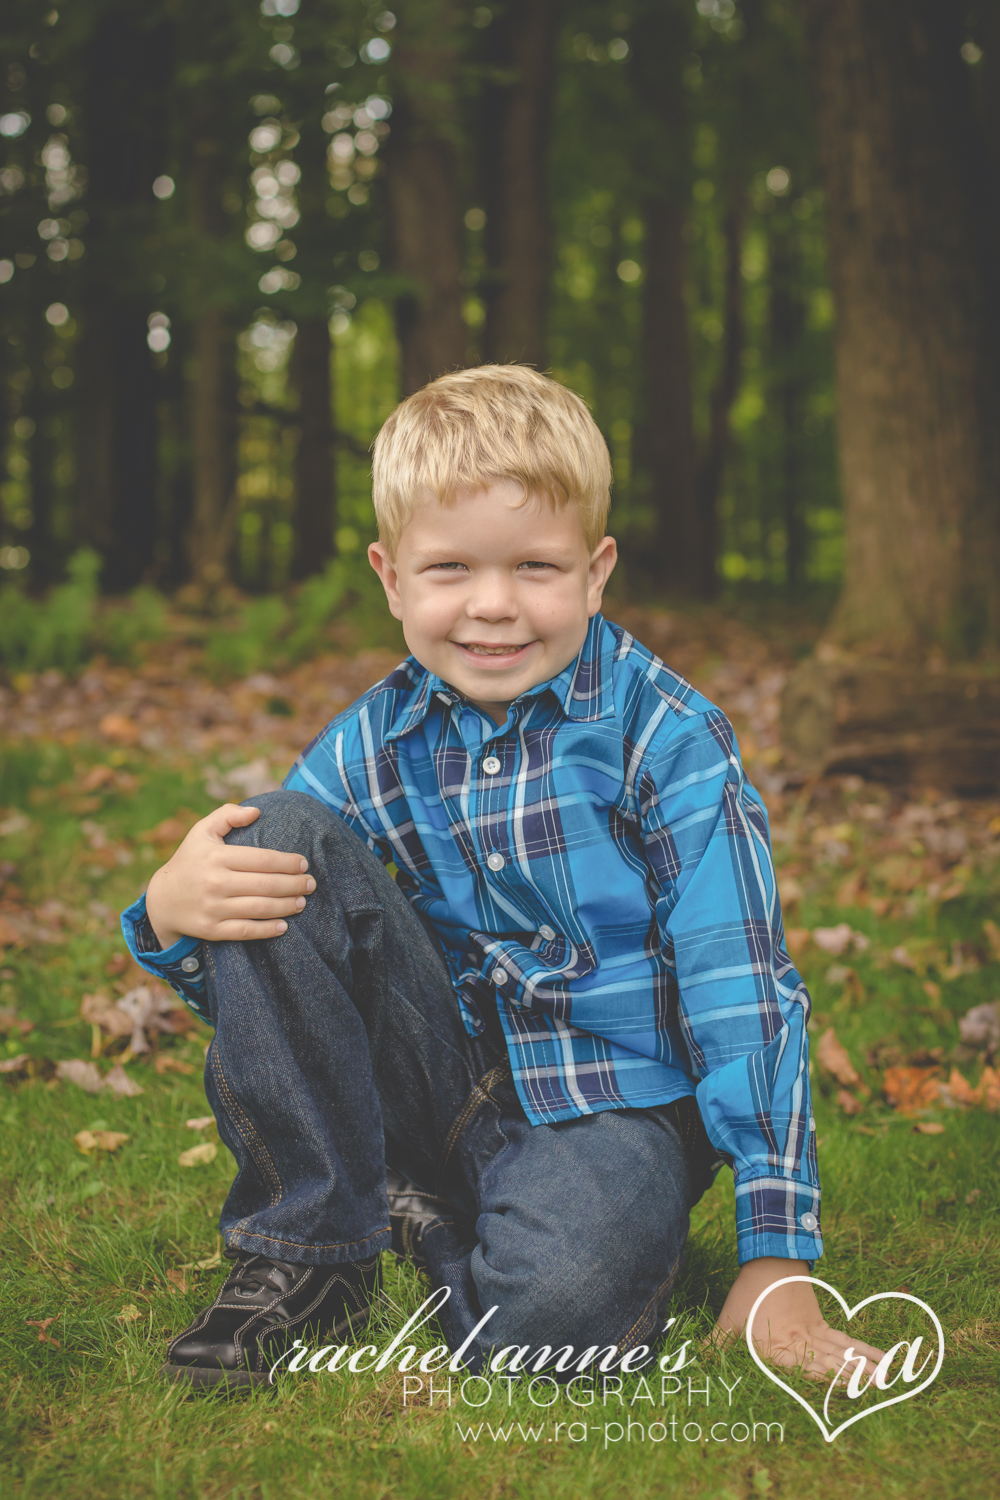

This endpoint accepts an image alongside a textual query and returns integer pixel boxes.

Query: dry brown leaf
[784,927,810,958]
[0,1053,29,1074]
[25,1317,60,1347]
[816,1027,867,1090]
[141,816,187,845]
[103,1063,144,1097]
[116,1303,142,1323]
[179,1141,217,1168]
[54,1059,104,1094]
[942,1068,980,1108]
[99,714,139,745]
[913,1122,945,1135]
[0,915,23,947]
[154,1055,194,1076]
[74,1128,129,1154]
[80,764,116,792]
[80,992,133,1039]
[883,1065,943,1115]
[165,1269,191,1294]
[185,1115,216,1131]
[836,1088,864,1116]
[980,1065,1000,1111]
[984,919,1000,961]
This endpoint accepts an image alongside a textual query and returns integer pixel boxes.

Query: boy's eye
[518,560,552,571]
[430,562,468,571]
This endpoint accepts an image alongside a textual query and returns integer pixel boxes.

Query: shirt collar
[384,614,617,742]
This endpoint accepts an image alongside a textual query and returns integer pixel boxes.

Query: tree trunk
[185,120,239,590]
[480,0,560,368]
[696,193,745,598]
[802,0,1000,657]
[290,319,335,579]
[74,5,169,590]
[641,201,699,588]
[769,222,806,588]
[187,309,238,590]
[385,1,467,394]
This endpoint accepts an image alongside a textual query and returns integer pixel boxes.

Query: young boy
[122,365,883,1389]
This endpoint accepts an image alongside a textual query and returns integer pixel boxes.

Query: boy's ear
[587,535,618,617]
[368,542,404,620]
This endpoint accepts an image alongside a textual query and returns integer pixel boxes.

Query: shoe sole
[161,1299,377,1394]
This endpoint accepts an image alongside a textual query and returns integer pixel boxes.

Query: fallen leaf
[141,816,187,845]
[154,1055,194,1076]
[80,992,134,1040]
[966,1188,981,1205]
[912,1122,945,1135]
[979,1065,1000,1111]
[816,1028,867,1090]
[179,1141,217,1168]
[958,1001,1000,1055]
[836,1088,864,1115]
[891,945,917,971]
[940,1068,980,1108]
[0,1053,29,1074]
[116,1303,142,1323]
[55,1059,104,1094]
[784,927,811,958]
[185,1115,216,1131]
[165,1269,191,1294]
[80,764,116,792]
[99,714,139,745]
[193,1249,223,1269]
[984,919,1000,962]
[813,924,869,956]
[0,915,24,947]
[103,1063,144,1097]
[74,1129,129,1154]
[883,1065,943,1114]
[778,875,802,907]
[25,1317,60,1347]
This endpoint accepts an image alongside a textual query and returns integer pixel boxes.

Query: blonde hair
[371,365,612,556]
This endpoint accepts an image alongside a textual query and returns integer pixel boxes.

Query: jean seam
[613,1251,682,1353]
[436,1061,512,1192]
[210,1045,284,1209]
[225,1227,391,1255]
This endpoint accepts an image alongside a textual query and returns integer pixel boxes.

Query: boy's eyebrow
[408,542,581,564]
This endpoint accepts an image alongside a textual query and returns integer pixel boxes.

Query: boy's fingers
[215,897,307,920]
[213,919,290,942]
[211,870,314,896]
[201,803,263,838]
[218,846,310,875]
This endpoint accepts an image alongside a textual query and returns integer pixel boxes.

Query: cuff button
[180,955,201,974]
[799,1211,818,1232]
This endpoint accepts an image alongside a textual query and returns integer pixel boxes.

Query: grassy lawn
[1,726,998,1500]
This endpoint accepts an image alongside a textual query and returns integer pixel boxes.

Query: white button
[809,1117,816,1131]
[180,955,201,974]
[800,1212,818,1232]
[492,967,507,986]
[487,852,505,871]
[483,755,501,775]
[538,925,556,942]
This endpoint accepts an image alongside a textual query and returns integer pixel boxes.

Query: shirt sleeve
[639,707,821,1266]
[119,893,211,1025]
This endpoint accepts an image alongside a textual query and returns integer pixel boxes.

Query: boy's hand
[712,1258,886,1383]
[145,804,315,950]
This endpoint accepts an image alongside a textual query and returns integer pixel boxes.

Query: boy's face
[368,480,617,722]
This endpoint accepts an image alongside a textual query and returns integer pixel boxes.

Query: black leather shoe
[163,1252,382,1391]
[386,1168,451,1272]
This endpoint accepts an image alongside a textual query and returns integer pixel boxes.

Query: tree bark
[480,0,560,368]
[802,0,1000,657]
[187,308,238,590]
[769,221,807,588]
[74,5,169,590]
[696,193,745,599]
[290,318,335,578]
[641,201,699,588]
[385,1,467,394]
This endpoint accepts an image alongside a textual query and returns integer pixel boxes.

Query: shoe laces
[228,1255,299,1297]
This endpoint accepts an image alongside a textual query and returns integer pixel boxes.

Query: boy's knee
[223,789,342,851]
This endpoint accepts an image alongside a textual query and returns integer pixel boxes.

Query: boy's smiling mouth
[454,641,536,664]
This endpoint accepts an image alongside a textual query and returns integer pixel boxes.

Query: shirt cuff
[733,1174,823,1265]
[120,893,211,1025]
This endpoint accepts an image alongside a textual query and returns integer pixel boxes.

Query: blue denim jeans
[203,790,706,1370]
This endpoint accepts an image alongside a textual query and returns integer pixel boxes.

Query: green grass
[1,738,998,1499]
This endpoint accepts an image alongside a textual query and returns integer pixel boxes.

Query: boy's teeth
[467,645,517,655]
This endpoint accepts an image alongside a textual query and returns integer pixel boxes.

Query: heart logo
[745,1275,944,1443]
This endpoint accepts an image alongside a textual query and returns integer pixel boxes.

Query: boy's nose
[467,572,518,621]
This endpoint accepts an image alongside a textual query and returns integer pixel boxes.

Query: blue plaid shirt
[121,613,821,1265]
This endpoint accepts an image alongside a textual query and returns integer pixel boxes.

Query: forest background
[2,6,1000,1500]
